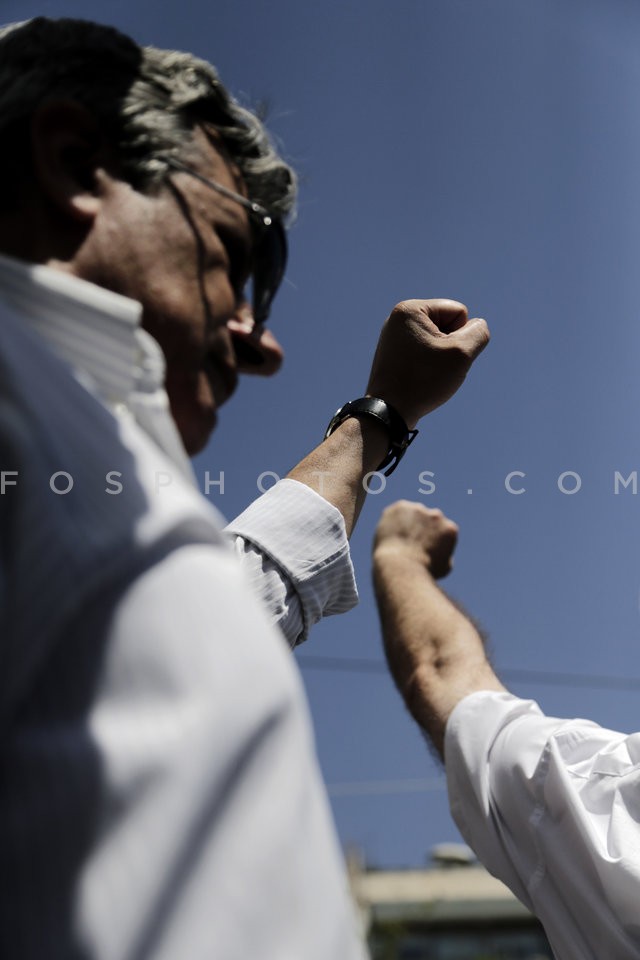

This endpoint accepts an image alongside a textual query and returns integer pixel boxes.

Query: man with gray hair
[0,17,489,959]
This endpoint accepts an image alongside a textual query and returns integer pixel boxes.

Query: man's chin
[175,407,218,457]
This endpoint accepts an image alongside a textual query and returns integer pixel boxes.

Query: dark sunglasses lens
[252,222,287,324]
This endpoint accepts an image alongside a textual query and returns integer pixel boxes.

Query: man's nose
[227,315,284,377]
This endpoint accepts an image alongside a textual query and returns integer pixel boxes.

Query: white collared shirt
[445,690,640,959]
[0,254,366,959]
[0,252,194,479]
[0,253,358,647]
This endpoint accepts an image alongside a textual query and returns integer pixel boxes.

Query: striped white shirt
[0,254,358,648]
[0,255,366,960]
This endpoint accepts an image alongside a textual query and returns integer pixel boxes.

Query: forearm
[287,416,389,538]
[372,544,504,756]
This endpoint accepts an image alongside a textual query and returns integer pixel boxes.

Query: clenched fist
[373,501,459,580]
[366,299,490,428]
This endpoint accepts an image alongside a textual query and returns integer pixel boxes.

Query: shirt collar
[0,253,165,405]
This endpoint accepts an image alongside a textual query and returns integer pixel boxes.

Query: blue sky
[8,0,640,867]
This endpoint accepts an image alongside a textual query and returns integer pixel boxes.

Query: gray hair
[0,17,296,218]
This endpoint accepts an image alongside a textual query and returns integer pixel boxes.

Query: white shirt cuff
[225,479,358,645]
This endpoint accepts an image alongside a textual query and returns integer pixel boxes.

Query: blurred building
[348,845,553,960]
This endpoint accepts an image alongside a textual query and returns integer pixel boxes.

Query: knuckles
[378,501,459,545]
[389,300,425,320]
[389,298,468,315]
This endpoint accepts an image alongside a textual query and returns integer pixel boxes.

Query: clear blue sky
[8,0,640,868]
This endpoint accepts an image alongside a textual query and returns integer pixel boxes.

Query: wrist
[324,397,418,477]
[373,539,436,573]
[329,414,389,467]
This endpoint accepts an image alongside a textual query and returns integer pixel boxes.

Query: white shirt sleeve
[444,690,640,960]
[225,479,359,648]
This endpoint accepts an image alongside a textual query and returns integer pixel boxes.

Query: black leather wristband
[324,397,418,477]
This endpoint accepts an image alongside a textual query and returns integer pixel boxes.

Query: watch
[324,397,418,477]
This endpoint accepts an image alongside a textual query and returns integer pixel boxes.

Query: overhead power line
[297,655,640,691]
[327,777,445,797]
[302,655,640,800]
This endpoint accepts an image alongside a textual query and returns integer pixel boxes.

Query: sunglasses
[164,157,288,325]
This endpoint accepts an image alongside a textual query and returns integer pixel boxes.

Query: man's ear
[30,99,110,222]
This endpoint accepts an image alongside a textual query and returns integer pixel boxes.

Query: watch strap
[324,397,418,477]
